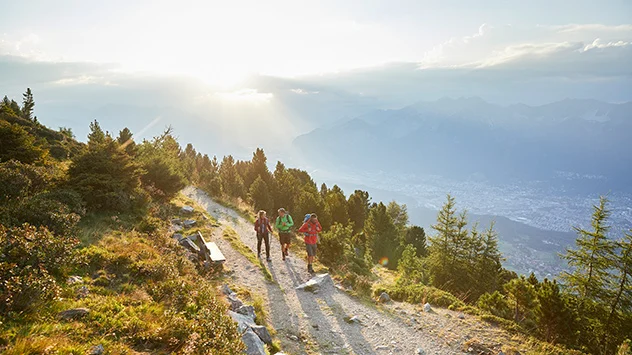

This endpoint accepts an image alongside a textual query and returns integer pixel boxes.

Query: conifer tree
[561,196,615,302]
[387,201,409,232]
[87,120,106,147]
[348,190,370,233]
[365,202,401,269]
[536,279,570,342]
[602,232,632,353]
[249,176,274,213]
[404,225,427,257]
[428,194,459,289]
[21,88,35,121]
[117,127,136,155]
[326,185,349,225]
[504,275,537,323]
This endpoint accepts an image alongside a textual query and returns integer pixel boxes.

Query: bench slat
[205,242,226,262]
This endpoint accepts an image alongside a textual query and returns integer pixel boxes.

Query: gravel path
[183,186,463,355]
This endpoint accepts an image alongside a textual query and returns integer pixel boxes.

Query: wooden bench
[192,231,226,264]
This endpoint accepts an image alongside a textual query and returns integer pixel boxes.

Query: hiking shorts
[279,231,292,245]
[305,243,317,257]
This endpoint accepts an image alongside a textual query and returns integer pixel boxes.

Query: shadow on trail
[283,261,377,355]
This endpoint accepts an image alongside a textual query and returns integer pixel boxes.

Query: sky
[1,0,631,153]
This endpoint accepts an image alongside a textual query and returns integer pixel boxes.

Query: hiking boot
[284,249,289,257]
[282,255,286,261]
[308,264,314,273]
[266,257,272,262]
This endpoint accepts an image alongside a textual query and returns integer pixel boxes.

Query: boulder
[183,219,196,228]
[181,205,194,214]
[67,275,83,285]
[90,344,105,355]
[296,274,333,293]
[237,305,257,321]
[229,310,257,333]
[378,292,390,303]
[242,329,266,355]
[251,324,272,344]
[458,313,465,319]
[58,308,90,320]
[228,294,244,311]
[423,303,432,313]
[221,284,233,295]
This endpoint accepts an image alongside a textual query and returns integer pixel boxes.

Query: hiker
[298,213,322,273]
[254,210,273,262]
[275,208,294,261]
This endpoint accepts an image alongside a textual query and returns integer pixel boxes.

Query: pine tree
[249,176,274,213]
[387,201,409,232]
[397,244,425,285]
[428,194,459,289]
[21,88,35,121]
[348,190,371,234]
[561,196,615,302]
[117,127,136,155]
[504,276,537,324]
[602,232,632,353]
[1,96,16,115]
[404,225,427,257]
[365,202,401,269]
[0,121,48,163]
[536,279,570,343]
[87,120,106,147]
[219,155,245,198]
[326,185,349,225]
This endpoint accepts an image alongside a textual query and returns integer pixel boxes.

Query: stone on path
[237,305,257,321]
[229,310,256,333]
[58,308,90,320]
[181,205,194,214]
[378,291,390,303]
[295,273,333,293]
[423,303,432,313]
[251,324,273,344]
[416,348,426,355]
[242,329,266,355]
[458,313,465,319]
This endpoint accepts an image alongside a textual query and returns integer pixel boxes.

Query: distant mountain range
[294,97,632,191]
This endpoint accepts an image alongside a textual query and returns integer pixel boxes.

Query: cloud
[419,23,632,79]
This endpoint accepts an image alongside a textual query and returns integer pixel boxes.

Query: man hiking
[298,213,322,273]
[254,210,273,262]
[275,208,294,261]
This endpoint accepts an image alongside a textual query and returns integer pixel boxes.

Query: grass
[221,227,274,282]
[0,197,246,355]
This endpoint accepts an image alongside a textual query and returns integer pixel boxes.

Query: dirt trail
[184,186,462,355]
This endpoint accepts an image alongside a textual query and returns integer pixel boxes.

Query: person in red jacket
[298,213,322,273]
[254,210,273,262]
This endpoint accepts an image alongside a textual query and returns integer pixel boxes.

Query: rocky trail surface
[184,187,488,355]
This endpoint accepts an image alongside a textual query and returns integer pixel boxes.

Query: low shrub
[375,284,465,309]
[0,224,78,314]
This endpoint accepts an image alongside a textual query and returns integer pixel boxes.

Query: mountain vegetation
[1,89,630,354]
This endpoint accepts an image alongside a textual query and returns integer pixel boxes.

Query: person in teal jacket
[275,208,294,261]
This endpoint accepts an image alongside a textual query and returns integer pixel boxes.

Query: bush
[319,223,351,266]
[0,120,48,164]
[0,160,50,203]
[0,224,78,313]
[477,291,513,320]
[68,139,144,212]
[376,284,465,309]
[140,155,186,201]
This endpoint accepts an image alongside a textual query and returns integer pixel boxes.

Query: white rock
[416,348,426,355]
[181,205,194,214]
[90,344,104,355]
[67,275,83,284]
[423,303,432,312]
[378,291,390,303]
[458,313,465,319]
[296,274,333,292]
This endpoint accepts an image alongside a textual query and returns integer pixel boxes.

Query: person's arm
[298,222,309,233]
[315,221,322,233]
[267,220,273,233]
[254,219,259,232]
[275,217,282,230]
[286,215,294,228]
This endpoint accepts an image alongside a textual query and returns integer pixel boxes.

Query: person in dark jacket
[254,210,273,262]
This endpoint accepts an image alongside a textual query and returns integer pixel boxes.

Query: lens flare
[379,257,389,266]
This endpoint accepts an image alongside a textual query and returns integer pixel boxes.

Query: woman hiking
[275,208,294,261]
[254,210,273,262]
[298,213,322,273]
